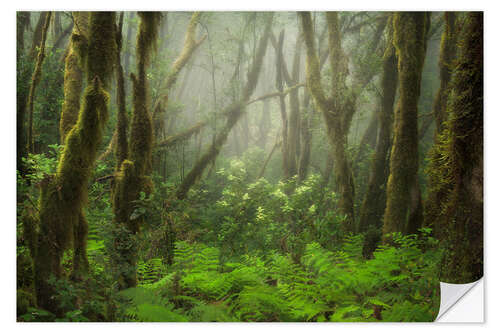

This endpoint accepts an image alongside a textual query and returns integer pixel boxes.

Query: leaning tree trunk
[176,13,273,200]
[382,12,430,238]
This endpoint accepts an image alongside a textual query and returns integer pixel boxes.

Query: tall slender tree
[358,15,398,233]
[300,12,357,232]
[112,12,161,289]
[26,12,52,154]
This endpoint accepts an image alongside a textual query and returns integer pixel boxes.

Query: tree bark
[300,12,357,233]
[429,12,483,283]
[382,12,430,238]
[358,16,398,233]
[113,12,160,290]
[59,12,89,142]
[424,12,459,236]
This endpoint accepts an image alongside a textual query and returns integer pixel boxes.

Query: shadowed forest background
[16,11,483,322]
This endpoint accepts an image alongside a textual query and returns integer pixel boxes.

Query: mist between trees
[16,11,482,322]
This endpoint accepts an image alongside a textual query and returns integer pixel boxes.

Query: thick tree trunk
[430,12,483,283]
[35,77,111,312]
[382,12,430,237]
[424,13,459,235]
[60,12,89,142]
[34,13,116,311]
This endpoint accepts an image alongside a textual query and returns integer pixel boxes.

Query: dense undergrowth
[17,151,442,322]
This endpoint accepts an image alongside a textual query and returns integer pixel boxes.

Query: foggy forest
[16,11,483,322]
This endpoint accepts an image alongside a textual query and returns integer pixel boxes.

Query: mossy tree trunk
[113,12,161,290]
[35,77,111,313]
[424,12,459,237]
[33,12,116,313]
[431,12,483,283]
[433,14,458,134]
[382,12,430,238]
[358,16,398,233]
[60,12,89,142]
[300,12,357,233]
[74,12,117,281]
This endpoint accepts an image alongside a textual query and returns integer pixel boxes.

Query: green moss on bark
[300,12,357,232]
[424,13,459,236]
[382,12,430,238]
[112,12,161,289]
[60,12,89,142]
[34,77,109,311]
[430,12,483,283]
[87,12,117,89]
